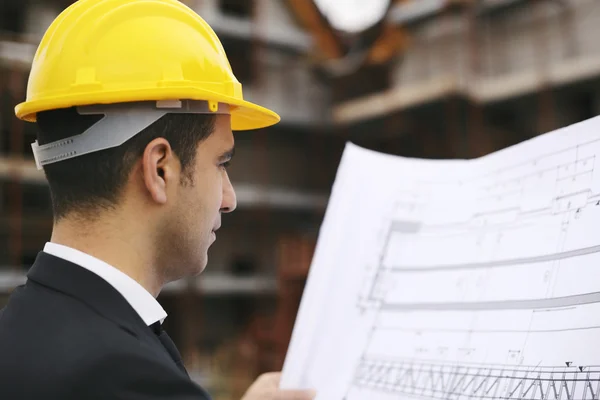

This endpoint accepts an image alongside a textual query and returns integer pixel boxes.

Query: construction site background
[1,1,599,399]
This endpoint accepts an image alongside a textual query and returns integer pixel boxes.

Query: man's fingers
[263,371,282,382]
[275,389,317,400]
[244,372,316,400]
[254,371,282,387]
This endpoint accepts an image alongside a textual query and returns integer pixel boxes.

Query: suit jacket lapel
[27,251,149,338]
[26,251,190,376]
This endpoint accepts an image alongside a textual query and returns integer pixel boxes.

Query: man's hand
[241,372,316,400]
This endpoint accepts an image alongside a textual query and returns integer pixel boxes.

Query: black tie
[150,322,188,376]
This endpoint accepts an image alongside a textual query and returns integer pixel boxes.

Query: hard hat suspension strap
[31,100,230,170]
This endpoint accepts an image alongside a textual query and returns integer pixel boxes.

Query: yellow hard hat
[14,0,280,131]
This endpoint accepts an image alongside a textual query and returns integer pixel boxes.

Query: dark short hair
[36,107,216,220]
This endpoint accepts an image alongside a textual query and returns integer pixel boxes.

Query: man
[0,1,316,399]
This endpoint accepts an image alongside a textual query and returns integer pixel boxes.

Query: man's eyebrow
[219,146,235,161]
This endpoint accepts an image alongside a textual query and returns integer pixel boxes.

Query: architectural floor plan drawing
[280,116,600,400]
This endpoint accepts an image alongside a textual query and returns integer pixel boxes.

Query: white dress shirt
[43,242,167,326]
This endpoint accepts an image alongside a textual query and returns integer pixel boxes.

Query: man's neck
[50,216,162,297]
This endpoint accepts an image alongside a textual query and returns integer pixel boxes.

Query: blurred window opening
[230,255,258,276]
[220,36,254,84]
[333,63,391,103]
[218,0,254,19]
[0,0,29,34]
[0,181,51,213]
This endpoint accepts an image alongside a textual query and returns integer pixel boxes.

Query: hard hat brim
[15,86,281,131]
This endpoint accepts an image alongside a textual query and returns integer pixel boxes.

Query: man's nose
[221,174,237,213]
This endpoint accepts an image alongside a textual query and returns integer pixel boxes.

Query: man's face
[159,115,236,280]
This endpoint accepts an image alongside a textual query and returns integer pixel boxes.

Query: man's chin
[190,256,209,276]
[166,258,208,284]
[190,264,207,277]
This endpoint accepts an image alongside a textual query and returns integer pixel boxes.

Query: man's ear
[141,138,179,204]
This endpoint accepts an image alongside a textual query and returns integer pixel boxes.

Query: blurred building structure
[1,0,600,398]
[333,0,600,158]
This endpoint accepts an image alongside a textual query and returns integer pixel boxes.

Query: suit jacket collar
[42,242,167,326]
[27,251,150,337]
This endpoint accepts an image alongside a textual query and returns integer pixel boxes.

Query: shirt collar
[43,242,167,326]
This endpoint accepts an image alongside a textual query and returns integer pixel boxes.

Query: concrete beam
[388,0,527,25]
[333,55,600,124]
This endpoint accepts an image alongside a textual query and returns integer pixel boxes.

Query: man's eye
[220,161,231,169]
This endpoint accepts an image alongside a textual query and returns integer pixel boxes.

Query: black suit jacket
[0,251,212,399]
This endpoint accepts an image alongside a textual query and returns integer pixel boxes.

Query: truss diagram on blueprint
[280,116,600,400]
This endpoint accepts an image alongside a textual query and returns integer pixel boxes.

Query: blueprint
[280,116,600,400]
